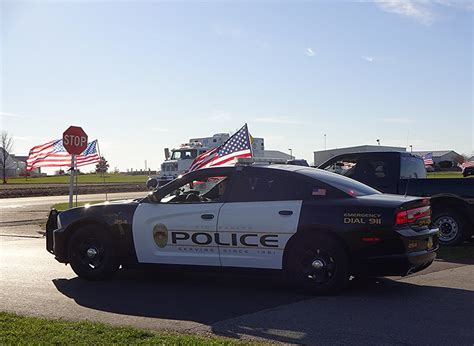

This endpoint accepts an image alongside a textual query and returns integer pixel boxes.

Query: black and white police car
[46,163,439,294]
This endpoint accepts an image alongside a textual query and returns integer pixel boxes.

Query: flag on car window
[189,124,252,171]
[312,188,327,196]
[422,152,434,166]
[26,139,101,171]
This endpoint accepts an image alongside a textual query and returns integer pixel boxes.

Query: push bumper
[45,209,68,263]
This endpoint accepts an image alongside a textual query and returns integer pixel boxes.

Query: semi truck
[146,133,265,189]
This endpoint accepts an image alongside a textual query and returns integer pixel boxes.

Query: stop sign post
[63,126,88,208]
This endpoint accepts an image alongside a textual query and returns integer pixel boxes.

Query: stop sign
[63,126,88,155]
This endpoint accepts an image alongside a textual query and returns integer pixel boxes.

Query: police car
[46,164,439,294]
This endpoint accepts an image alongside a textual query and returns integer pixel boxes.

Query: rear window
[299,168,381,197]
[400,155,426,179]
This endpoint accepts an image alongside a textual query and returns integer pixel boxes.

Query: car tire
[68,225,119,280]
[285,234,350,295]
[433,209,468,246]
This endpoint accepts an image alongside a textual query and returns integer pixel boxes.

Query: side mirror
[148,192,159,203]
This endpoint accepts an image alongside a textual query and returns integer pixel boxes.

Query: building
[262,150,293,161]
[412,150,463,168]
[1,149,26,178]
[0,149,40,179]
[313,145,406,166]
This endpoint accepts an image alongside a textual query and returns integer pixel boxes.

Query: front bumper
[45,209,68,263]
[357,227,439,277]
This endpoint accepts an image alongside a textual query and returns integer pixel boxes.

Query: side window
[228,170,304,202]
[400,156,427,179]
[322,156,359,178]
[159,175,230,203]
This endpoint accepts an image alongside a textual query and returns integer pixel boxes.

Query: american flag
[26,139,101,171]
[422,152,434,166]
[460,161,474,170]
[189,124,252,171]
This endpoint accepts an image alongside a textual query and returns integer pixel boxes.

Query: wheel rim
[435,216,458,242]
[76,237,106,270]
[296,248,337,284]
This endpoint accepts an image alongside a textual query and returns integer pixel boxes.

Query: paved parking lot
[1,236,473,345]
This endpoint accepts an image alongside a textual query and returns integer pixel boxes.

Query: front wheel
[285,235,350,295]
[68,226,119,280]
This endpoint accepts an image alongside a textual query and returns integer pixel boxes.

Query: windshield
[170,149,198,160]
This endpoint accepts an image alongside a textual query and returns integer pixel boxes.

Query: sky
[1,0,473,172]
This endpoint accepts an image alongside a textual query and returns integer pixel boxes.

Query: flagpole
[96,140,108,201]
[68,155,76,209]
[245,123,254,158]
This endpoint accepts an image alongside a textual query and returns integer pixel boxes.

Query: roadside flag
[422,152,434,166]
[26,139,101,171]
[459,161,474,170]
[189,124,253,171]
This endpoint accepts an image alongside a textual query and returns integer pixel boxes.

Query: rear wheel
[68,226,119,280]
[433,210,468,246]
[285,235,350,294]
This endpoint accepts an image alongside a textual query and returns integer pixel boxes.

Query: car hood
[57,200,141,230]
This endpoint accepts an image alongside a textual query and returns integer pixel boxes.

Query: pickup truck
[318,151,474,246]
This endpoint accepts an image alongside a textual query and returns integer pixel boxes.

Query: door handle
[279,210,293,216]
[201,214,214,220]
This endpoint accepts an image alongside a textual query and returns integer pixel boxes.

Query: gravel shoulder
[0,183,147,198]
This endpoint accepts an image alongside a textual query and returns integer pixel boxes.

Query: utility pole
[288,149,293,160]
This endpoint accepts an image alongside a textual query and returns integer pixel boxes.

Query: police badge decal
[153,224,168,248]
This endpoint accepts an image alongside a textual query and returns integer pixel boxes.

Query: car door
[217,167,303,269]
[132,172,231,266]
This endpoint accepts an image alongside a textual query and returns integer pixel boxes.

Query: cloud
[374,0,473,25]
[253,117,307,125]
[361,55,375,62]
[149,127,174,133]
[381,117,415,124]
[433,0,474,11]
[209,112,232,121]
[374,0,436,25]
[0,112,29,118]
[305,48,315,57]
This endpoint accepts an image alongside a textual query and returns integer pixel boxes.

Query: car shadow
[53,268,311,324]
[435,241,474,265]
[210,277,474,345]
[53,268,474,345]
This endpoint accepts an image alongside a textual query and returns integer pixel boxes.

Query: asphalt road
[0,192,146,237]
[1,236,473,345]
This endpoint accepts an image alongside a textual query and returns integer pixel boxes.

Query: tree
[1,131,14,184]
[95,156,109,177]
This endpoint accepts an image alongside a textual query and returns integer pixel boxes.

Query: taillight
[396,206,431,225]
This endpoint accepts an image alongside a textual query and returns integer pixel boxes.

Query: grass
[51,201,106,211]
[0,312,252,345]
[5,174,149,184]
[427,172,464,179]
